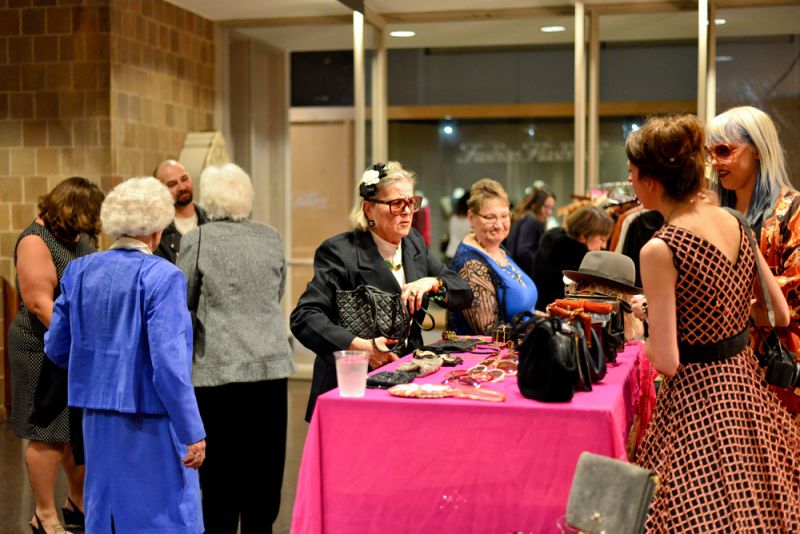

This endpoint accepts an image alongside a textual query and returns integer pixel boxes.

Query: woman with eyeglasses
[291,161,472,420]
[448,179,538,335]
[532,204,614,311]
[707,106,800,420]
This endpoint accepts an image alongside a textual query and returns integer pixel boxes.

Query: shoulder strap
[189,227,202,311]
[723,207,775,327]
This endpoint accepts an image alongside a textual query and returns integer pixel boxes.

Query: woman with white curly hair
[44,176,206,533]
[176,163,295,533]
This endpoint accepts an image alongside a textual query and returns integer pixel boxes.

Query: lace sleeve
[458,259,500,335]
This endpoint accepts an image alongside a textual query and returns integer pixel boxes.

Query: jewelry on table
[388,383,505,402]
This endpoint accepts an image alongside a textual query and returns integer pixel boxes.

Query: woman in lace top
[449,179,538,334]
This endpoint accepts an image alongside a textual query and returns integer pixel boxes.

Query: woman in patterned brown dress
[626,115,800,532]
[9,177,103,534]
[707,106,800,419]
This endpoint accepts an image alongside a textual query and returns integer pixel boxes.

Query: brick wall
[110,0,214,188]
[0,0,215,418]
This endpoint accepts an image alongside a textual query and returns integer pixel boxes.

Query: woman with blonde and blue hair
[177,162,295,533]
[707,106,800,418]
[45,176,206,533]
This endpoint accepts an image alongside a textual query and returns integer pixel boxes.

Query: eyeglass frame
[368,195,423,215]
[476,211,512,224]
[705,143,749,163]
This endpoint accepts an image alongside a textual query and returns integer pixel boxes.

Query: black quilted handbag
[336,285,412,352]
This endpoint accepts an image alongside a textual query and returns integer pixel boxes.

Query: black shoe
[61,497,85,531]
[31,513,70,534]
[30,513,45,534]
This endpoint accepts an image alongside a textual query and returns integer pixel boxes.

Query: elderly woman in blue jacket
[45,177,206,533]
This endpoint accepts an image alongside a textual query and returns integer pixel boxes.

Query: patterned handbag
[335,284,412,353]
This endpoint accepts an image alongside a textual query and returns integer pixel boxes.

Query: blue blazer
[45,249,205,445]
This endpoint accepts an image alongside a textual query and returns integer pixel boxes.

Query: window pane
[715,5,800,186]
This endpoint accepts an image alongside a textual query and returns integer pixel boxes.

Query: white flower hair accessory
[359,162,387,199]
[361,169,381,185]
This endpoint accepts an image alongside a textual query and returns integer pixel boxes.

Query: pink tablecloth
[292,340,646,534]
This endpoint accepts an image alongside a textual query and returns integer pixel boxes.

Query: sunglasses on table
[369,195,423,215]
[442,368,506,387]
[705,143,748,163]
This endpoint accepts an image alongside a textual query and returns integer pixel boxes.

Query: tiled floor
[0,379,312,534]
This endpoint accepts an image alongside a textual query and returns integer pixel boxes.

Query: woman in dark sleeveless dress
[9,177,103,534]
[626,115,799,532]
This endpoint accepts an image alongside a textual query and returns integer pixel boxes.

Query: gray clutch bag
[566,452,659,534]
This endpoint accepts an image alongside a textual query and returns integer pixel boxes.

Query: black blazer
[290,228,472,421]
[154,204,208,264]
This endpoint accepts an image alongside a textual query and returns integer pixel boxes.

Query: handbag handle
[188,227,202,326]
[723,208,777,328]
[554,298,614,314]
[567,288,632,313]
[547,304,594,349]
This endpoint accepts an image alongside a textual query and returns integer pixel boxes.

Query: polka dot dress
[9,221,95,442]
[635,223,800,533]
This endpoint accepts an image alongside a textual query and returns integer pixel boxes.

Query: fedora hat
[563,251,642,293]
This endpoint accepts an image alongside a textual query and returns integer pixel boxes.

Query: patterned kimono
[754,188,800,418]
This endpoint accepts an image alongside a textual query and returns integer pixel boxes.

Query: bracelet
[431,277,448,302]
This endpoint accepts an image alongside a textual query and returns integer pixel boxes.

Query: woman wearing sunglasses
[448,178,538,335]
[707,106,800,419]
[291,161,472,421]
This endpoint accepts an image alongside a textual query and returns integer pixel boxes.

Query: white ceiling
[169,1,800,51]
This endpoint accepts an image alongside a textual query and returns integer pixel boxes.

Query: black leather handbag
[517,315,581,402]
[335,284,412,353]
[516,312,605,402]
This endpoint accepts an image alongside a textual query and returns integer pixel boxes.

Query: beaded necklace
[470,232,526,287]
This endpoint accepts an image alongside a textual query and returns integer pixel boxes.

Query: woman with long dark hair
[506,187,556,277]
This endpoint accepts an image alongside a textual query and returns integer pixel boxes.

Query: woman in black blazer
[291,161,472,420]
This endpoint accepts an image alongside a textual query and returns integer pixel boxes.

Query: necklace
[470,232,526,287]
[665,202,687,224]
[471,232,506,265]
[385,259,402,271]
[499,261,526,287]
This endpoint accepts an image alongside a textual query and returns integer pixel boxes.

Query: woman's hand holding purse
[349,336,399,368]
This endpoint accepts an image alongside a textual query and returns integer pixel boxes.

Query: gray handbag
[566,452,659,534]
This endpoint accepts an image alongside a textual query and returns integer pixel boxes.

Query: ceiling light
[390,30,415,38]
[540,25,566,33]
[714,18,726,25]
